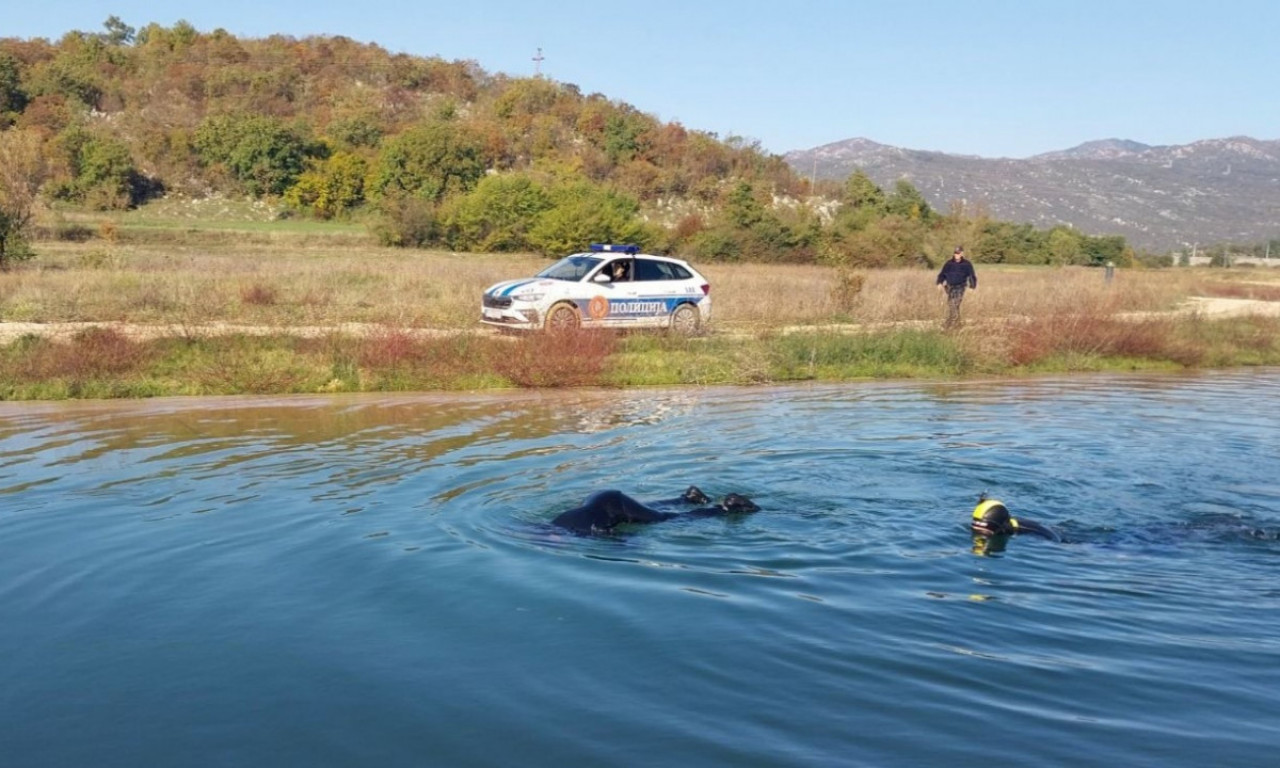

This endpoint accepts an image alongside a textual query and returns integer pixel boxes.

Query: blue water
[1,372,1278,767]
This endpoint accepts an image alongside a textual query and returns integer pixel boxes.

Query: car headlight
[514,293,544,303]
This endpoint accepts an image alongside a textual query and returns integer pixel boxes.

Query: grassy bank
[4,314,1280,400]
[3,223,1280,399]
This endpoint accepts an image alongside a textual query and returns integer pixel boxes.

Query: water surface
[2,372,1278,767]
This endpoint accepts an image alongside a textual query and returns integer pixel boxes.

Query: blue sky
[6,1,1278,158]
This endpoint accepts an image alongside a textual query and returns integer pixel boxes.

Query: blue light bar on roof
[589,243,639,255]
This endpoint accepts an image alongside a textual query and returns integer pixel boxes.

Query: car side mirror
[593,273,612,283]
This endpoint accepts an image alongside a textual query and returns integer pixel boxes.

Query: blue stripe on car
[497,280,536,297]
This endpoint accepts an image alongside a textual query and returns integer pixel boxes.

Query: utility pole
[810,157,818,197]
[532,47,545,77]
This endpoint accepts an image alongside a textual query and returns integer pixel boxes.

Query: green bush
[369,121,487,202]
[284,151,367,219]
[442,173,552,252]
[372,193,439,247]
[194,114,312,196]
[526,181,650,256]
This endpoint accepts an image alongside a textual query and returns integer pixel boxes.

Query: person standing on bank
[936,246,977,328]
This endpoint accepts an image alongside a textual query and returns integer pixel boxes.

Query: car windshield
[536,255,602,281]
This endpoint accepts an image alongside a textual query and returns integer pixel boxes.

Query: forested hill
[1,18,1155,267]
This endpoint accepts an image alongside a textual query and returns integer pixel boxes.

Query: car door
[630,258,687,328]
[589,259,641,328]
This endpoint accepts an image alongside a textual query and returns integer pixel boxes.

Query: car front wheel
[669,304,700,335]
[545,302,581,333]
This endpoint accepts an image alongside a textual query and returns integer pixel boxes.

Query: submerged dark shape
[970,497,1062,543]
[1065,512,1280,549]
[552,485,760,534]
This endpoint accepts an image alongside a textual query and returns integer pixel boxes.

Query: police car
[481,244,712,333]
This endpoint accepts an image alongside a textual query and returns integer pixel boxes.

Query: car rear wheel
[669,304,700,335]
[545,302,581,333]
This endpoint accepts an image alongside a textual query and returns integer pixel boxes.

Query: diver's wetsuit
[971,499,1062,542]
[1004,517,1062,542]
[552,487,758,534]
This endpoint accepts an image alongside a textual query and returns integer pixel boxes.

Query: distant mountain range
[784,137,1280,251]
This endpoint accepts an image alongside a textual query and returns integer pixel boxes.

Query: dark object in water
[552,485,760,534]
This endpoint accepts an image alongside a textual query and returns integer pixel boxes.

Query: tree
[370,121,487,202]
[725,181,766,229]
[829,214,924,268]
[325,114,384,149]
[442,173,552,252]
[100,16,137,46]
[834,170,887,232]
[1045,226,1082,265]
[1080,233,1128,267]
[885,179,933,221]
[602,112,644,164]
[52,127,143,209]
[0,52,28,127]
[841,169,886,211]
[526,181,649,256]
[0,129,50,270]
[26,40,104,109]
[284,151,367,219]
[974,221,1041,264]
[194,114,311,196]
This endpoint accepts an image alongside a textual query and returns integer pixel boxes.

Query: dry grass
[11,326,152,379]
[1,234,1273,342]
[1000,314,1202,368]
[1198,281,1280,302]
[1,240,543,327]
[704,263,1206,328]
[493,330,619,387]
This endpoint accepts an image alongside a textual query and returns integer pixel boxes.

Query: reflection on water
[2,371,1280,768]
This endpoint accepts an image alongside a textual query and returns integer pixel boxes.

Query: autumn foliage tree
[0,128,49,269]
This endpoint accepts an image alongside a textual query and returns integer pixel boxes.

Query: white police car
[481,244,712,333]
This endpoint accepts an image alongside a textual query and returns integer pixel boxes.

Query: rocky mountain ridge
[784,136,1280,251]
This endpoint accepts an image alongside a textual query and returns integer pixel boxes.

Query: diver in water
[552,485,760,534]
[971,497,1062,544]
[970,497,1278,555]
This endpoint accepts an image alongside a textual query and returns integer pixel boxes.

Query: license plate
[483,308,502,320]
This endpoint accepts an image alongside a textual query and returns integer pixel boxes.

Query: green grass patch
[769,329,972,380]
[607,335,766,386]
[4,317,1280,400]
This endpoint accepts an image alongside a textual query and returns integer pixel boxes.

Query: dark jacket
[937,258,977,289]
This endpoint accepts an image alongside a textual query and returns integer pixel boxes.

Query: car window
[606,260,631,281]
[537,255,602,281]
[634,259,691,281]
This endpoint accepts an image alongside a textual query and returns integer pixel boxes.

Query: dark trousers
[944,284,966,327]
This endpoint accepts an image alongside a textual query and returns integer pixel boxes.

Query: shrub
[369,121,488,202]
[194,114,312,196]
[240,284,277,305]
[493,330,616,387]
[1006,314,1189,367]
[442,173,552,252]
[372,193,439,248]
[526,181,649,256]
[829,269,865,313]
[284,151,367,219]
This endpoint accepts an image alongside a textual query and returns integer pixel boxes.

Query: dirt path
[2,297,1278,344]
